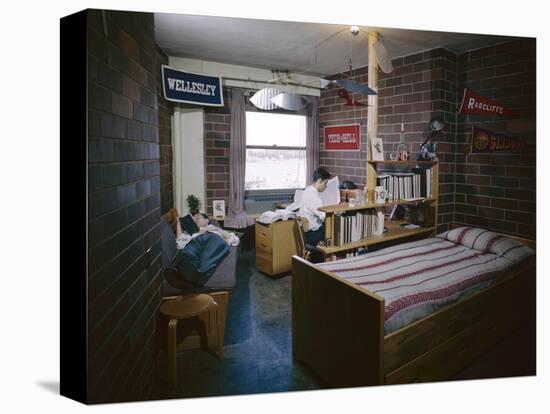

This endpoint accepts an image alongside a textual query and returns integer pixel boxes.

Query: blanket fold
[171,232,231,287]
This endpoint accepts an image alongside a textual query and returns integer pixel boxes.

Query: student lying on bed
[168,208,239,247]
[168,209,239,287]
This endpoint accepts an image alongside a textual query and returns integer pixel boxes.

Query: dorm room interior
[75,8,536,404]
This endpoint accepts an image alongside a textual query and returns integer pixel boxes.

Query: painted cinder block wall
[87,9,166,402]
[455,39,536,239]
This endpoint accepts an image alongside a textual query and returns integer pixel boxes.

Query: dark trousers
[304,223,325,247]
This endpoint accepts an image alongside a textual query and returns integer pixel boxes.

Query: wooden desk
[255,219,298,276]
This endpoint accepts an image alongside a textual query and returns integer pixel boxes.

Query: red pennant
[471,127,524,153]
[338,89,367,107]
[324,124,361,151]
[458,88,519,117]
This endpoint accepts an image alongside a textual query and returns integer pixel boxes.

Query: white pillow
[437,226,534,262]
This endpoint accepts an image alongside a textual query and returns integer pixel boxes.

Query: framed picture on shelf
[370,137,384,161]
[213,199,226,219]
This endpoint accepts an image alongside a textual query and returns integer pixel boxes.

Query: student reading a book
[299,167,331,247]
[174,211,240,249]
[169,208,239,249]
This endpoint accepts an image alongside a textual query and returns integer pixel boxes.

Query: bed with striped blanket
[292,226,535,387]
[317,227,534,334]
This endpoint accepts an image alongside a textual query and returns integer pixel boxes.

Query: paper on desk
[257,210,296,224]
[319,176,340,206]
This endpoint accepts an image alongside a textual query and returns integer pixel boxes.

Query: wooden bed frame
[291,225,536,387]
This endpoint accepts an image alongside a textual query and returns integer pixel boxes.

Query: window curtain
[224,88,254,229]
[306,96,320,183]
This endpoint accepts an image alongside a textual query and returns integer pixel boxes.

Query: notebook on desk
[179,213,200,235]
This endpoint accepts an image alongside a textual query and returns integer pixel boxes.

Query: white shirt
[299,185,326,231]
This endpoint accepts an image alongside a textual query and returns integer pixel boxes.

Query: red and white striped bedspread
[317,234,533,334]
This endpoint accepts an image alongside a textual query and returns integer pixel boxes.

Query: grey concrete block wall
[86,9,166,403]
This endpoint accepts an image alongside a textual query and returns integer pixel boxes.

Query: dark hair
[313,167,331,182]
[196,212,222,227]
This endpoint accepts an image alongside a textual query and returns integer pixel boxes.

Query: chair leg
[167,319,178,388]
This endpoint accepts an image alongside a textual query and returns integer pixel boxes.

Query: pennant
[471,126,524,153]
[338,89,367,107]
[324,124,361,151]
[162,65,223,106]
[458,88,519,117]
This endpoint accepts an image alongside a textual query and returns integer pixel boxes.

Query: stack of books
[333,209,384,246]
[376,167,433,201]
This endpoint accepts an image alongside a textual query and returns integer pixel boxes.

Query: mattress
[317,229,534,334]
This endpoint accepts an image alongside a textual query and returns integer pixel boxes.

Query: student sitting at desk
[299,167,331,247]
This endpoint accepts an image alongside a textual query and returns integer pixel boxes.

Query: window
[245,111,306,190]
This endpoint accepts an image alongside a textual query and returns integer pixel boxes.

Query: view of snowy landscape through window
[245,112,306,190]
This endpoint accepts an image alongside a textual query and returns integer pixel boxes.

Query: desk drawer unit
[255,220,298,276]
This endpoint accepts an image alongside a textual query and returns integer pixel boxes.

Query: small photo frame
[370,137,384,161]
[213,199,225,219]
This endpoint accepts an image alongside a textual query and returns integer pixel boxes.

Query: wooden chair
[293,217,323,262]
[293,217,310,261]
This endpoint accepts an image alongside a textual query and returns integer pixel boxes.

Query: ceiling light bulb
[350,26,360,36]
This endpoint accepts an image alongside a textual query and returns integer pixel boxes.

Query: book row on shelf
[333,209,385,247]
[376,167,433,201]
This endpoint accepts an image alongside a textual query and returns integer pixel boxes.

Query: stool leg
[167,319,178,388]
[213,302,223,360]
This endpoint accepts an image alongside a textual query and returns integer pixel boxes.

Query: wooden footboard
[292,256,385,387]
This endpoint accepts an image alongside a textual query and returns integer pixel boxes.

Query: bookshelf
[317,160,439,261]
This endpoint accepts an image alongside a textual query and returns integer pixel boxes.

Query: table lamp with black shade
[418,118,444,161]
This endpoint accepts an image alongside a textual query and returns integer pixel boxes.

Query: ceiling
[154,13,519,77]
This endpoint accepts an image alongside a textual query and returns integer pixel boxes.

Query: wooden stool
[160,294,223,388]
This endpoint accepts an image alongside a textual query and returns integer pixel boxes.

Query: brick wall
[319,40,536,237]
[87,9,163,403]
[319,48,458,232]
[195,41,534,237]
[455,39,536,238]
[154,46,173,214]
[204,89,232,217]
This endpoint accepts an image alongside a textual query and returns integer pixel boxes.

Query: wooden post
[365,31,379,195]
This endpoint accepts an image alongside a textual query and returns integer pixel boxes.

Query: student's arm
[176,220,184,237]
[313,195,326,221]
[301,190,326,222]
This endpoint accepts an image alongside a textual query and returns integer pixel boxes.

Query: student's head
[312,167,331,192]
[193,213,210,228]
